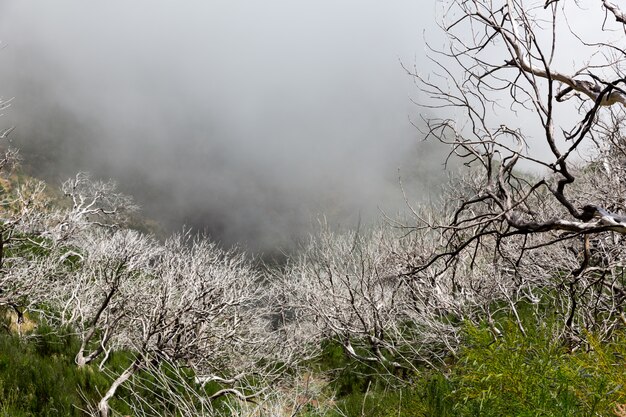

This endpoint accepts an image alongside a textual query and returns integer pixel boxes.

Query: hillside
[0,156,622,416]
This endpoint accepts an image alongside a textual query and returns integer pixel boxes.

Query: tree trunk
[75,344,102,367]
[75,350,87,367]
[98,358,141,417]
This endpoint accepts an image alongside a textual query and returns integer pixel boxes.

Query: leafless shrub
[92,232,282,417]
[0,171,141,325]
[56,172,138,240]
[278,221,477,379]
[52,228,159,367]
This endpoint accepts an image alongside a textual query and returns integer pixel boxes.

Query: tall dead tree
[406,0,626,337]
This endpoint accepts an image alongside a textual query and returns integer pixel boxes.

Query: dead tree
[0,175,141,342]
[95,233,275,417]
[55,172,138,241]
[404,0,626,338]
[53,229,159,367]
[279,224,467,380]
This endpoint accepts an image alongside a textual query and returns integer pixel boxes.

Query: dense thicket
[3,0,626,415]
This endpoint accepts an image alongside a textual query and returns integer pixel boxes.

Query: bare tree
[401,0,626,338]
[0,172,140,334]
[52,229,159,367]
[0,179,71,325]
[279,222,471,380]
[95,233,278,417]
[55,172,138,241]
[0,167,288,415]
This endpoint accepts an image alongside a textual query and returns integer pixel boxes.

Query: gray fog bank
[0,1,445,253]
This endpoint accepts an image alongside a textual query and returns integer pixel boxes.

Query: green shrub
[444,317,626,416]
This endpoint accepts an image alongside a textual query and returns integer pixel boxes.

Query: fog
[0,1,446,253]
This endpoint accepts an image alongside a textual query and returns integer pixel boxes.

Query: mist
[0,1,445,253]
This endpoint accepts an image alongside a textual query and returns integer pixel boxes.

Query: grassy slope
[0,171,624,416]
[3,307,624,416]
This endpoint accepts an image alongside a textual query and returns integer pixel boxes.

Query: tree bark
[98,358,142,417]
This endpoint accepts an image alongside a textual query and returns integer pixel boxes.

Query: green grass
[0,326,108,416]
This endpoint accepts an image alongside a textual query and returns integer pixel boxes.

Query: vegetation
[295,311,626,417]
[0,324,132,416]
[3,0,626,416]
[1,307,626,416]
